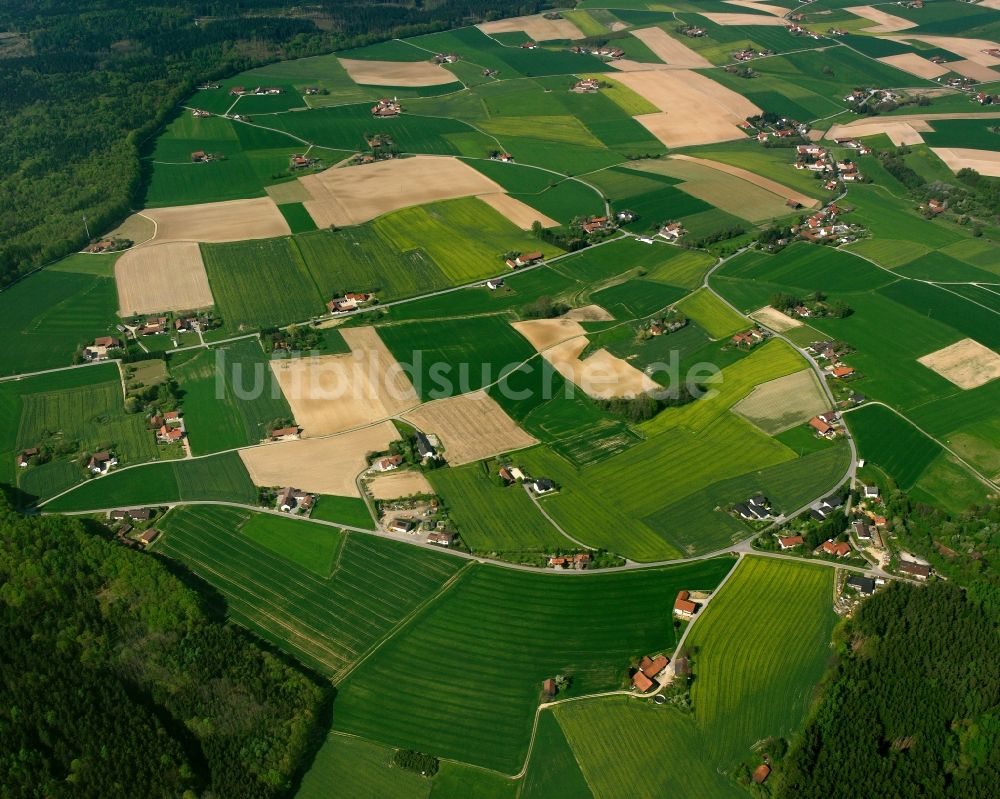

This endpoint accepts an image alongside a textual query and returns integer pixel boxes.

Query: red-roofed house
[631,671,655,693]
[821,540,851,558]
[809,417,834,437]
[753,764,771,784]
[779,535,804,550]
[639,654,669,679]
[674,590,698,618]
[831,365,855,378]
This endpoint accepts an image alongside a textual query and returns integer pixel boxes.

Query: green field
[676,289,748,339]
[155,504,463,678]
[428,461,574,555]
[377,315,537,400]
[555,557,835,797]
[332,557,736,773]
[0,268,120,376]
[238,512,344,576]
[42,451,256,511]
[172,339,293,455]
[845,404,943,489]
[310,494,377,528]
[373,197,562,285]
[202,237,324,330]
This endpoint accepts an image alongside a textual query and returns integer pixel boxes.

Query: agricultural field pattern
[6,1,1000,796]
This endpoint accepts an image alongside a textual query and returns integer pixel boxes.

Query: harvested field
[949,59,1000,83]
[265,180,313,204]
[725,0,788,14]
[512,317,586,351]
[142,197,290,243]
[367,470,434,499]
[401,390,538,466]
[878,53,949,80]
[846,6,915,33]
[475,193,558,229]
[563,304,614,322]
[750,305,803,332]
[700,13,787,25]
[270,327,419,437]
[514,319,659,399]
[733,369,829,435]
[826,119,928,146]
[115,241,214,315]
[628,27,712,69]
[338,57,456,87]
[931,148,1000,178]
[478,13,585,41]
[612,70,760,149]
[917,338,1000,390]
[299,156,504,228]
[238,420,400,496]
[893,36,1000,66]
[106,213,156,247]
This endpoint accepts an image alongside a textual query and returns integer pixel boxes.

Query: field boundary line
[334,560,476,683]
[523,483,601,552]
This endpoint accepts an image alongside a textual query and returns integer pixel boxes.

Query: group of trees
[595,383,699,422]
[776,581,1000,798]
[771,290,852,319]
[0,496,330,797]
[0,0,547,285]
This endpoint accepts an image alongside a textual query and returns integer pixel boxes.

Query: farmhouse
[732,329,764,349]
[532,478,555,495]
[270,426,300,441]
[327,292,373,313]
[87,451,117,474]
[809,416,835,437]
[543,678,557,699]
[426,531,456,546]
[830,365,855,378]
[631,670,655,693]
[276,487,314,514]
[673,590,699,618]
[853,520,874,540]
[548,552,590,570]
[388,517,415,534]
[658,221,685,241]
[572,78,601,93]
[581,216,611,234]
[414,432,438,461]
[290,154,312,170]
[753,765,771,785]
[813,494,844,519]
[735,494,771,520]
[433,53,458,64]
[157,425,184,443]
[779,534,804,550]
[821,539,852,558]
[486,278,505,290]
[375,454,404,471]
[863,484,881,502]
[639,654,669,680]
[84,336,122,361]
[191,150,210,163]
[847,575,876,595]
[899,560,931,580]
[192,108,210,118]
[17,448,38,468]
[371,98,402,117]
[505,251,543,269]
[109,507,153,522]
[137,528,161,547]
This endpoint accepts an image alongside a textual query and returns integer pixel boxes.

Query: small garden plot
[401,391,538,467]
[917,338,1000,390]
[367,471,433,500]
[750,305,801,332]
[732,369,829,435]
[238,420,400,497]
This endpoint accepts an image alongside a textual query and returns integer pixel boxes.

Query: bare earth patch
[270,327,419,437]
[116,241,214,315]
[338,58,456,87]
[949,59,1000,83]
[563,304,614,322]
[611,69,760,148]
[401,390,538,466]
[476,193,558,229]
[367,470,434,499]
[143,197,290,243]
[724,0,789,15]
[733,369,830,435]
[750,305,803,332]
[239,420,400,497]
[826,120,927,146]
[265,180,313,204]
[846,6,915,33]
[700,12,787,25]
[513,319,659,399]
[890,36,1000,66]
[918,338,1000,389]
[878,53,949,80]
[299,155,504,227]
[628,27,712,68]
[478,13,585,41]
[931,148,1000,178]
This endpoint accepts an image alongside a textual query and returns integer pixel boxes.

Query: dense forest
[776,582,1000,798]
[0,0,546,284]
[0,497,329,798]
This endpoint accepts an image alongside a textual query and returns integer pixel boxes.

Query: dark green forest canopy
[777,581,1000,799]
[0,498,329,798]
[0,0,545,283]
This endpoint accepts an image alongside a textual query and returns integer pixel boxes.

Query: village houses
[276,487,314,514]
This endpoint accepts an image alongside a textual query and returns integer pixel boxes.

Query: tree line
[0,494,330,797]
